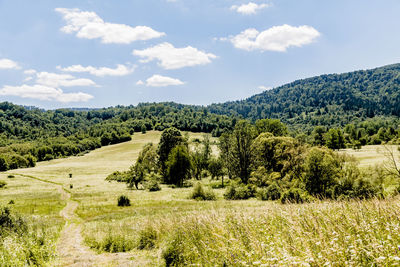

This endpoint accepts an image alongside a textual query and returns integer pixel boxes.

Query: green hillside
[208,63,400,130]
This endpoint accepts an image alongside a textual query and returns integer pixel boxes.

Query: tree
[190,135,211,179]
[208,156,225,186]
[157,128,186,178]
[252,134,305,180]
[303,147,341,197]
[312,126,326,146]
[218,132,235,179]
[127,143,158,189]
[166,145,192,187]
[255,119,288,136]
[230,120,257,183]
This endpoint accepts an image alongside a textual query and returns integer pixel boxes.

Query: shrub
[8,200,14,205]
[69,184,73,189]
[117,195,131,207]
[189,183,216,201]
[0,207,27,236]
[146,180,161,192]
[256,182,281,201]
[224,183,255,200]
[280,188,311,204]
[7,175,15,178]
[162,236,185,267]
[106,171,128,182]
[137,226,157,250]
[0,181,7,188]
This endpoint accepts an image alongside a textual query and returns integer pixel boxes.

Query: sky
[1,0,400,109]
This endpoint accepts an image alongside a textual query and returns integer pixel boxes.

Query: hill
[208,63,400,130]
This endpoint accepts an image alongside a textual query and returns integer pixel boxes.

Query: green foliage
[224,182,255,200]
[0,180,6,188]
[280,188,311,204]
[0,207,27,236]
[207,156,224,180]
[145,173,162,192]
[137,226,157,250]
[158,128,186,179]
[208,63,400,131]
[117,195,131,207]
[189,183,216,201]
[166,145,192,187]
[256,183,281,201]
[105,171,128,182]
[303,147,342,197]
[255,118,288,136]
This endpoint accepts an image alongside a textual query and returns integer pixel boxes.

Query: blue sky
[0,0,400,109]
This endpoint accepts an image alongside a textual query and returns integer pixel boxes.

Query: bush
[162,236,185,267]
[8,200,14,205]
[189,183,216,201]
[256,182,281,201]
[280,188,311,204]
[0,181,7,188]
[117,195,131,207]
[224,183,255,200]
[7,175,15,178]
[137,226,157,250]
[146,180,161,192]
[0,207,27,236]
[106,171,128,182]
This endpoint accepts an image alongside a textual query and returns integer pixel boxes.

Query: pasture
[1,132,400,266]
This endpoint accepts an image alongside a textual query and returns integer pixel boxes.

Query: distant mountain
[208,63,400,130]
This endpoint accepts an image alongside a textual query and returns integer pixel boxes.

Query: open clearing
[2,134,400,266]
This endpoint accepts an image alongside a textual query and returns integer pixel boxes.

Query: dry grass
[339,145,400,168]
[2,133,399,266]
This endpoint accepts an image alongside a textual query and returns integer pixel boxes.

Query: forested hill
[208,63,400,130]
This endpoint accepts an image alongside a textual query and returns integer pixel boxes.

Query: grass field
[1,133,400,266]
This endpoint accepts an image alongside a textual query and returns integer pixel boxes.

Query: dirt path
[12,174,135,267]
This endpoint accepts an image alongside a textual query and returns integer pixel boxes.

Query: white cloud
[145,74,184,87]
[55,8,165,44]
[231,2,270,15]
[229,24,320,52]
[57,64,134,77]
[0,58,20,70]
[0,84,93,103]
[36,72,97,87]
[258,85,272,91]
[133,42,216,70]
[136,80,144,85]
[24,69,36,75]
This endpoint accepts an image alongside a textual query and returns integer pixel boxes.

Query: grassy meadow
[1,131,400,266]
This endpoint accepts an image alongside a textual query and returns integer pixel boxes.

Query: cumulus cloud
[133,42,216,70]
[0,58,21,70]
[136,80,144,85]
[55,8,165,44]
[57,64,134,77]
[231,2,270,15]
[229,24,320,52]
[0,84,93,103]
[36,72,96,87]
[145,74,184,87]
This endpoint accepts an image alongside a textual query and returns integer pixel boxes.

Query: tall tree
[166,145,192,187]
[157,127,185,179]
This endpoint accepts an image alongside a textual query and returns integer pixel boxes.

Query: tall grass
[83,197,400,265]
[0,208,63,266]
